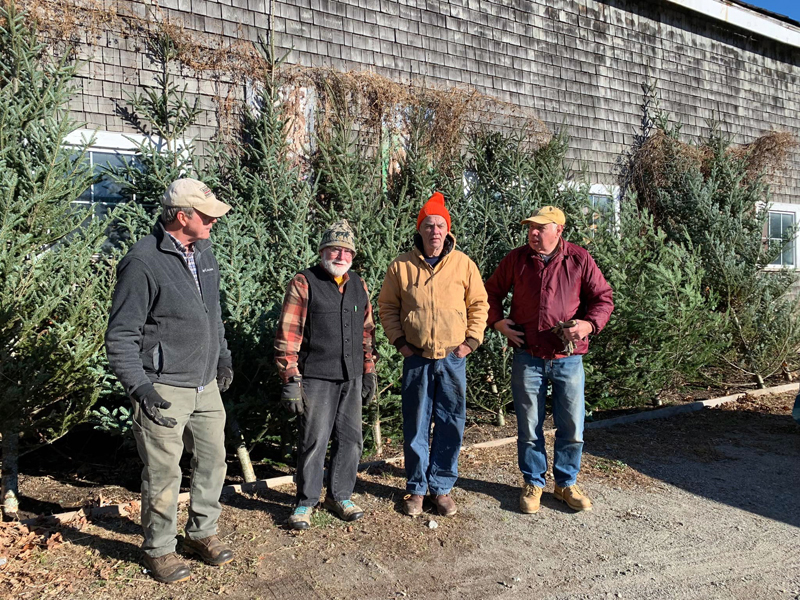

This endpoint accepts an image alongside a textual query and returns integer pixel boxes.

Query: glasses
[325,246,354,258]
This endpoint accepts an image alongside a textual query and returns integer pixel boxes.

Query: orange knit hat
[416,192,451,231]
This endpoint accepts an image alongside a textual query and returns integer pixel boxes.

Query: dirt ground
[2,392,799,600]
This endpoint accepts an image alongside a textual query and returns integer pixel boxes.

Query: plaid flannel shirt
[167,232,201,294]
[274,271,377,383]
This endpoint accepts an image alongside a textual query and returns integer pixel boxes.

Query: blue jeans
[511,350,585,488]
[401,352,467,496]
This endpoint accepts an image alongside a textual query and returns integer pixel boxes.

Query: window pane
[76,187,93,203]
[91,151,130,204]
[783,240,795,267]
[769,239,781,266]
[782,213,794,234]
[769,212,781,238]
[590,195,612,213]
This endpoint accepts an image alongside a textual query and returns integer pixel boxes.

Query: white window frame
[587,183,621,233]
[558,182,621,236]
[64,130,147,210]
[763,201,800,271]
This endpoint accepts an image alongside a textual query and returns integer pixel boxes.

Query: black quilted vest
[298,264,368,381]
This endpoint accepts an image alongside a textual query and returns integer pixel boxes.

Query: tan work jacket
[378,234,489,359]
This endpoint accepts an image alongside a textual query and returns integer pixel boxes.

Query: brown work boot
[142,552,191,583]
[553,484,593,512]
[519,483,543,514]
[402,494,424,517]
[430,494,457,517]
[182,534,234,566]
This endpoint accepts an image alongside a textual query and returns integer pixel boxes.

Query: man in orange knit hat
[378,192,488,517]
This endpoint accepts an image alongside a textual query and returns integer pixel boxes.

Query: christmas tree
[0,0,115,517]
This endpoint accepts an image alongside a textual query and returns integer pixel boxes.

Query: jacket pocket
[437,308,467,348]
[152,342,164,375]
[402,309,427,349]
[403,307,466,351]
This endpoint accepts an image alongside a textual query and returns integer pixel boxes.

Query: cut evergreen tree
[0,0,115,518]
[101,27,266,477]
[629,111,800,386]
[577,201,725,408]
[206,38,317,455]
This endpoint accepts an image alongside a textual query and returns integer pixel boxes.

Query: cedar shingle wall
[70,0,800,202]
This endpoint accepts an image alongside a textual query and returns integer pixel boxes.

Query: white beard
[322,257,351,278]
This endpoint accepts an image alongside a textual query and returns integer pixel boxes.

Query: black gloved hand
[217,365,234,393]
[281,380,304,415]
[132,383,177,428]
[361,372,377,406]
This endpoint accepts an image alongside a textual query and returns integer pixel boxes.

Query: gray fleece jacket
[105,221,232,396]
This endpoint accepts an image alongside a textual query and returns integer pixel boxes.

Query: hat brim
[521,216,563,226]
[193,197,232,218]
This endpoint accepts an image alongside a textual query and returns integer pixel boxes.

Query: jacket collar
[528,237,572,261]
[154,220,211,255]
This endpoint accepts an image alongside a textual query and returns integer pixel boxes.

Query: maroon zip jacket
[485,240,614,359]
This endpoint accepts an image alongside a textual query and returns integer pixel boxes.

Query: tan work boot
[553,484,593,512]
[323,497,364,522]
[402,494,424,517]
[430,494,457,517]
[519,483,543,514]
[143,552,191,583]
[182,534,234,566]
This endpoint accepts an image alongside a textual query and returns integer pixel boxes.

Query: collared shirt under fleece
[274,270,377,383]
[167,232,201,293]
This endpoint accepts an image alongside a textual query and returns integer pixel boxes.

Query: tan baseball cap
[162,178,231,218]
[521,205,566,226]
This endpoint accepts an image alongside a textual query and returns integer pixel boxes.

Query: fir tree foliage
[579,201,725,408]
[207,38,317,444]
[0,0,115,515]
[111,30,201,210]
[630,114,800,385]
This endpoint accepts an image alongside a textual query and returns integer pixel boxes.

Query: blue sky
[745,0,800,21]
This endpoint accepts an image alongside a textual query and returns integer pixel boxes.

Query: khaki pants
[131,380,227,558]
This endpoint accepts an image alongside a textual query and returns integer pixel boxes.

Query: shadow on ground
[585,399,800,528]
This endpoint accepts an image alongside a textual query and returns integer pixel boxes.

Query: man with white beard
[274,220,377,530]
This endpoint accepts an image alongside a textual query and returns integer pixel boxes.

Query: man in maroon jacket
[485,206,613,514]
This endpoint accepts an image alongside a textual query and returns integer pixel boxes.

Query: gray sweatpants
[295,377,364,507]
[131,380,227,557]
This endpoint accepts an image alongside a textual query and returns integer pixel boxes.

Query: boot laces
[523,484,541,497]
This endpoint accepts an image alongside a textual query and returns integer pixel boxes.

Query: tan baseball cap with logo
[521,205,566,226]
[162,178,232,218]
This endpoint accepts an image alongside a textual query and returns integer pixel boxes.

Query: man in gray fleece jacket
[106,178,234,583]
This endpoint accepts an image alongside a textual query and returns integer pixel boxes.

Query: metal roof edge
[662,0,800,49]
